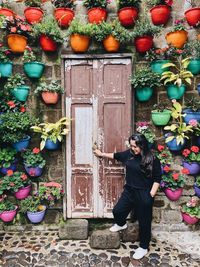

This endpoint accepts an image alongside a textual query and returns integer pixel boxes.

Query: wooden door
[63,54,132,218]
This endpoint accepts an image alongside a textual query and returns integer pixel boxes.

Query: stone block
[121,222,139,242]
[90,229,120,249]
[44,209,61,224]
[59,219,89,240]
[161,210,183,224]
[153,208,162,223]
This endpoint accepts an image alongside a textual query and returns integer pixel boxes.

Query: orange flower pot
[165,30,188,49]
[118,7,139,27]
[0,7,14,17]
[70,34,90,53]
[103,35,120,52]
[198,34,200,40]
[39,35,57,52]
[54,8,75,28]
[41,92,59,104]
[24,7,44,24]
[87,7,107,24]
[185,8,200,27]
[7,34,27,53]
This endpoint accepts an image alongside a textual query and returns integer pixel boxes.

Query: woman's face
[130,140,141,155]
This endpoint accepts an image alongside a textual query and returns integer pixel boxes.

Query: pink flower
[10,27,17,33]
[21,174,28,180]
[165,0,173,6]
[189,119,198,127]
[33,147,40,154]
[182,149,191,157]
[157,145,165,152]
[191,146,199,153]
[172,173,179,181]
[7,101,16,108]
[181,168,189,175]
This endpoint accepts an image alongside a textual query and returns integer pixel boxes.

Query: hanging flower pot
[45,139,60,150]
[164,188,183,201]
[183,109,200,124]
[0,62,13,78]
[165,30,188,49]
[54,8,75,28]
[0,7,14,17]
[150,5,171,25]
[11,86,30,102]
[24,7,44,24]
[14,184,32,200]
[151,110,171,126]
[185,8,200,27]
[187,59,200,75]
[27,205,46,223]
[7,34,28,53]
[150,60,170,74]
[24,165,43,177]
[41,92,59,104]
[135,87,153,102]
[70,34,90,53]
[23,62,45,79]
[103,35,120,52]
[0,162,17,175]
[181,212,199,224]
[194,183,200,197]
[12,136,31,152]
[0,207,18,222]
[39,35,58,52]
[134,35,153,53]
[182,161,200,176]
[166,84,186,100]
[164,133,185,151]
[87,7,107,24]
[118,7,138,27]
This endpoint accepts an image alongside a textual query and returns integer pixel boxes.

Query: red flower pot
[150,5,171,25]
[41,92,59,104]
[87,7,107,24]
[118,7,139,27]
[14,184,32,200]
[54,8,75,28]
[134,35,153,53]
[24,7,44,24]
[0,7,14,17]
[182,212,199,225]
[164,188,183,201]
[39,35,57,52]
[185,8,200,27]
[0,207,17,222]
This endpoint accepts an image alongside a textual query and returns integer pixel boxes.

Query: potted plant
[181,197,200,224]
[194,176,200,197]
[145,0,173,25]
[0,170,32,200]
[0,196,17,223]
[32,15,65,52]
[0,43,13,78]
[151,102,171,126]
[117,0,141,27]
[165,18,188,49]
[67,18,95,53]
[130,66,161,101]
[34,79,64,104]
[132,16,161,53]
[183,97,200,124]
[188,119,200,145]
[31,117,71,150]
[182,146,200,175]
[83,0,108,24]
[0,0,14,17]
[0,97,26,114]
[136,121,156,147]
[24,0,44,24]
[164,101,193,151]
[4,73,30,102]
[21,147,46,177]
[184,39,200,75]
[161,58,193,100]
[38,182,64,206]
[93,20,132,52]
[22,46,45,79]
[155,144,173,173]
[52,0,75,28]
[160,167,188,201]
[184,0,200,27]
[0,147,17,175]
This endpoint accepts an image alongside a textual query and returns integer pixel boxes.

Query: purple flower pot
[27,206,46,223]
[183,161,200,176]
[14,184,32,200]
[24,165,43,177]
[182,212,199,225]
[0,162,17,175]
[194,184,200,197]
[164,188,183,201]
[0,207,17,222]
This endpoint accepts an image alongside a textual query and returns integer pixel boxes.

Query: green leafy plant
[152,102,171,112]
[51,0,76,9]
[0,95,26,113]
[20,195,43,213]
[0,147,17,168]
[67,18,95,36]
[22,47,42,62]
[118,0,141,9]
[83,0,109,10]
[0,0,12,8]
[24,0,43,7]
[195,176,200,187]
[145,0,173,8]
[4,73,27,91]
[145,47,169,62]
[38,182,64,206]
[171,18,187,32]
[184,97,200,112]
[0,43,12,62]
[34,80,64,94]
[181,197,200,219]
[184,39,200,59]
[31,117,71,150]
[155,144,173,165]
[182,146,200,163]
[136,121,156,144]
[188,119,200,137]
[21,147,46,168]
[0,197,16,213]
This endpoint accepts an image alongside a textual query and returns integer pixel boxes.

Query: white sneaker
[109,223,127,232]
[132,247,148,260]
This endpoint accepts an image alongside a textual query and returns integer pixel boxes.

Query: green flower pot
[151,109,171,126]
[0,62,13,78]
[166,84,186,100]
[150,60,170,74]
[136,87,153,102]
[23,62,45,79]
[187,58,200,75]
[11,86,30,102]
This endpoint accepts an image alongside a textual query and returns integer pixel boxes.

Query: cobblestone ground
[0,230,200,267]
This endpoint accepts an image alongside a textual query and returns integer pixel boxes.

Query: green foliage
[51,0,76,9]
[130,66,161,89]
[155,144,173,165]
[184,40,200,59]
[20,195,42,213]
[118,0,141,9]
[195,176,200,187]
[171,19,187,32]
[83,0,108,10]
[136,121,156,144]
[0,43,12,62]
[145,47,169,62]
[161,168,186,190]
[21,147,46,168]
[184,97,200,112]
[181,197,200,219]
[182,146,200,163]
[24,0,43,8]
[67,18,95,36]
[4,73,27,91]
[34,80,64,94]
[38,182,64,206]
[0,198,15,213]
[22,47,37,62]
[0,96,26,113]
[0,147,17,168]
[145,0,172,8]
[152,102,171,112]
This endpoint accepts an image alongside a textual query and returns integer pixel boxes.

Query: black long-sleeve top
[114,149,161,189]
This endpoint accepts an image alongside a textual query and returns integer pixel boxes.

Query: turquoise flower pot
[166,84,186,100]
[150,60,170,74]
[187,58,200,75]
[0,62,13,78]
[136,87,153,102]
[151,109,171,126]
[23,62,45,79]
[11,86,30,102]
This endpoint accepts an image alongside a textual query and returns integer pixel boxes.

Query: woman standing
[94,133,161,260]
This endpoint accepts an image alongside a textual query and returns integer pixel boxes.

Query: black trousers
[112,185,154,250]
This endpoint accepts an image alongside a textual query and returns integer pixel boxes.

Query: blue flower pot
[183,109,200,124]
[0,62,13,77]
[24,165,43,177]
[11,86,30,102]
[23,62,45,79]
[0,162,17,175]
[27,206,46,223]
[165,133,185,151]
[12,136,30,152]
[44,139,60,150]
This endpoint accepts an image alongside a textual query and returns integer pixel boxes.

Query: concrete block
[161,210,183,224]
[121,222,139,242]
[59,219,89,240]
[90,229,120,249]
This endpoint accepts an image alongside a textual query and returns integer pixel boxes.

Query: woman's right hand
[93,149,103,157]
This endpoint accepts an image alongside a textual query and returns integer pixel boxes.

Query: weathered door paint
[63,54,132,218]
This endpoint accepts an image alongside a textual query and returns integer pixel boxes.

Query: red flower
[21,174,27,180]
[10,27,17,33]
[158,145,165,152]
[163,165,170,173]
[165,0,173,6]
[191,146,199,153]
[7,170,14,176]
[161,153,167,157]
[7,101,16,108]
[172,173,179,181]
[181,168,189,175]
[33,147,40,154]
[20,106,26,112]
[182,149,190,157]
[9,182,15,187]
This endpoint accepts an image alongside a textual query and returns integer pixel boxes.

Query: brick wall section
[6,1,200,224]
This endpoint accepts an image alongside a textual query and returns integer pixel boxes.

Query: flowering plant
[83,0,110,10]
[155,144,173,166]
[0,147,17,168]
[182,146,200,163]
[188,119,200,137]
[0,196,16,213]
[181,197,200,218]
[172,19,187,32]
[51,0,76,9]
[195,176,200,187]
[136,121,156,144]
[118,0,141,9]
[0,43,12,62]
[0,170,31,194]
[160,167,189,190]
[38,182,64,206]
[145,47,169,62]
[20,195,43,213]
[21,147,46,168]
[22,47,37,62]
[0,97,26,113]
[145,0,173,8]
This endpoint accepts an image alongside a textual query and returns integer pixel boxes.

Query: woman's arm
[93,149,114,159]
[150,182,160,197]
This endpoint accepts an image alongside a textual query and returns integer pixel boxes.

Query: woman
[94,133,161,260]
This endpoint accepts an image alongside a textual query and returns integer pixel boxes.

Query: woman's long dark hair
[129,133,154,178]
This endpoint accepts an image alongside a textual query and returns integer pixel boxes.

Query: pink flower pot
[14,184,32,200]
[182,212,199,225]
[164,188,183,201]
[0,207,17,222]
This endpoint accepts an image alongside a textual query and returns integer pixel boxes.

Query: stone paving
[0,230,200,267]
